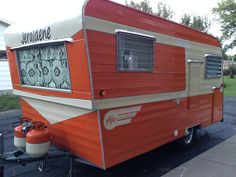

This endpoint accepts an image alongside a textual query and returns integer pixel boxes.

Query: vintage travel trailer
[4,0,223,169]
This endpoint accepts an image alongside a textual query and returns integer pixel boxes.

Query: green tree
[228,55,236,61]
[233,55,236,61]
[125,0,154,14]
[125,0,173,19]
[180,14,211,33]
[217,36,229,60]
[222,45,229,60]
[155,2,173,19]
[181,14,191,27]
[213,0,236,49]
[228,55,233,61]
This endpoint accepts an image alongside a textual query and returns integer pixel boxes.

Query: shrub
[223,64,236,76]
[223,68,231,76]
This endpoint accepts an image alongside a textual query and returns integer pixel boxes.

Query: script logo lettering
[21,27,51,44]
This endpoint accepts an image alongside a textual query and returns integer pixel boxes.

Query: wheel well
[194,124,201,129]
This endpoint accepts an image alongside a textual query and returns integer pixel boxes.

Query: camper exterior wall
[100,94,216,168]
[6,30,93,101]
[19,97,104,167]
[4,0,223,170]
[83,0,222,108]
[83,0,223,168]
[5,26,102,166]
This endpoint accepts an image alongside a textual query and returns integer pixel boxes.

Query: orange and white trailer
[4,0,223,169]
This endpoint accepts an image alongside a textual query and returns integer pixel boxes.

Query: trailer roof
[4,0,87,48]
[4,0,221,49]
[84,0,220,47]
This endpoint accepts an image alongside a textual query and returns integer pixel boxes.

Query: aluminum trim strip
[187,59,204,64]
[97,110,106,169]
[115,29,156,40]
[82,0,96,105]
[13,89,93,110]
[10,38,73,50]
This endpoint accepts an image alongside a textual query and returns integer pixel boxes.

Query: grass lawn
[0,93,20,112]
[224,76,236,96]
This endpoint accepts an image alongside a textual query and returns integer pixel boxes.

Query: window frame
[116,30,156,72]
[205,54,223,79]
[15,41,72,92]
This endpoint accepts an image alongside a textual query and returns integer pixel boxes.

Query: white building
[0,18,12,91]
[223,60,236,70]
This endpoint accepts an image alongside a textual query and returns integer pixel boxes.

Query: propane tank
[14,117,32,150]
[26,122,50,157]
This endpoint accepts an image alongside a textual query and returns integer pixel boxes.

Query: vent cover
[205,55,222,79]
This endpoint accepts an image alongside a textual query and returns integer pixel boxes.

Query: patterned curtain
[17,43,71,90]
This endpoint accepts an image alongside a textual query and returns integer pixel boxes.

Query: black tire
[177,127,196,149]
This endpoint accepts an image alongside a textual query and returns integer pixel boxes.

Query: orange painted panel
[6,48,20,86]
[20,98,103,168]
[85,0,220,47]
[6,30,92,100]
[19,93,218,169]
[87,30,186,99]
[66,36,92,97]
[100,94,213,168]
[212,88,223,123]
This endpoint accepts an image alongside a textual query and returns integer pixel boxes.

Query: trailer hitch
[0,132,93,177]
[0,133,4,177]
[0,133,70,177]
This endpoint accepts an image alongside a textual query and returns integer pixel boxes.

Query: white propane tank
[26,122,50,157]
[14,117,31,150]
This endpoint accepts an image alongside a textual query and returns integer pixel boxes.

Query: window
[205,55,222,79]
[117,31,155,72]
[0,51,7,60]
[16,43,71,90]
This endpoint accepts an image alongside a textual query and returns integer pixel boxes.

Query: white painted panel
[22,97,93,124]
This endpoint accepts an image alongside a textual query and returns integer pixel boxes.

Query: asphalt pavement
[0,97,236,177]
[162,134,236,177]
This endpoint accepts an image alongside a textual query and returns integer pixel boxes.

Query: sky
[0,0,234,54]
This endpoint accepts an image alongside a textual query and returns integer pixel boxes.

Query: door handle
[212,86,221,90]
[213,85,224,92]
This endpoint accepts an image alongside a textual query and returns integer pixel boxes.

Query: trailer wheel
[178,127,196,149]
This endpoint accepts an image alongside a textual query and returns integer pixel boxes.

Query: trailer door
[188,60,202,109]
[188,61,202,93]
[205,54,223,123]
[212,87,223,123]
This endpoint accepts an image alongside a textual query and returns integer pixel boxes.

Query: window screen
[16,43,71,90]
[205,55,222,79]
[117,32,155,72]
